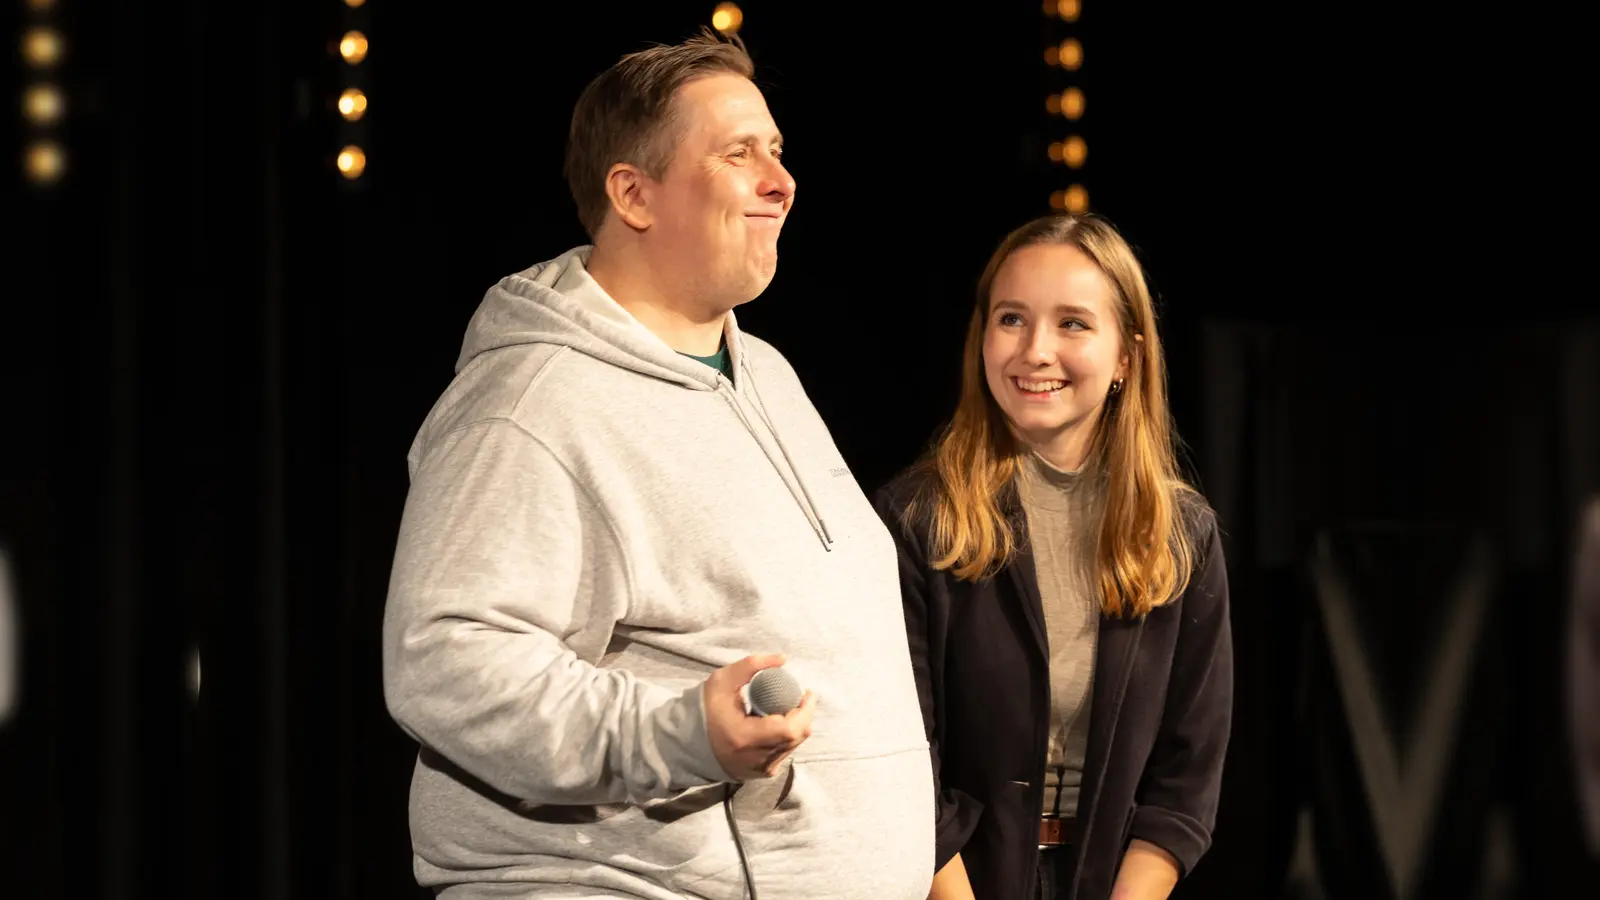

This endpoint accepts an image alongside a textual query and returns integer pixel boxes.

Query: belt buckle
[1038,815,1064,849]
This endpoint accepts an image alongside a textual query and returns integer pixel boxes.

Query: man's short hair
[564,28,755,240]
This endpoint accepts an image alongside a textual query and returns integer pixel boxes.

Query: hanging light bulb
[711,3,743,35]
[339,31,368,64]
[1064,184,1089,214]
[337,88,368,121]
[1057,38,1083,70]
[23,27,64,69]
[1060,88,1085,120]
[25,140,66,184]
[1063,136,1087,168]
[23,84,66,125]
[337,145,367,179]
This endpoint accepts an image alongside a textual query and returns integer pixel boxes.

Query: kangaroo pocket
[411,747,933,900]
[674,748,935,900]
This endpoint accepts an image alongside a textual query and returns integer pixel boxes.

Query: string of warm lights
[336,0,370,183]
[21,0,67,187]
[1044,0,1089,215]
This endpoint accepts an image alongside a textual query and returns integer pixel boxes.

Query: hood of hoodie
[456,245,738,392]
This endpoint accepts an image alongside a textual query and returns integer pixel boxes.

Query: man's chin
[730,282,772,308]
[740,260,778,299]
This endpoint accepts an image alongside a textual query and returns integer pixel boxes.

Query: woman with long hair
[875,214,1233,899]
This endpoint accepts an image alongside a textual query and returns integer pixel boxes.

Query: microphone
[746,666,804,717]
[729,665,806,899]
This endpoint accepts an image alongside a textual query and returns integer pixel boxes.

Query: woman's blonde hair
[909,214,1198,618]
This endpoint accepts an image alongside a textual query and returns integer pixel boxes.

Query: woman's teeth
[1017,378,1065,392]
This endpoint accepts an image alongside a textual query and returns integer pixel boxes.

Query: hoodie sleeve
[382,417,730,805]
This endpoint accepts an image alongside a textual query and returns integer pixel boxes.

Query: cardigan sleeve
[1129,512,1234,876]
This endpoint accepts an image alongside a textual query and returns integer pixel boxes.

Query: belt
[1038,815,1078,847]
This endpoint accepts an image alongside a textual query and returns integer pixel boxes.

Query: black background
[2,2,1591,898]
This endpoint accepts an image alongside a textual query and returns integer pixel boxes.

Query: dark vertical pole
[1561,326,1599,519]
[104,0,141,895]
[259,0,291,895]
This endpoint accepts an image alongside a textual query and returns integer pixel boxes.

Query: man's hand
[704,654,816,780]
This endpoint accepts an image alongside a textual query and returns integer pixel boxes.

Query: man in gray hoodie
[381,29,934,900]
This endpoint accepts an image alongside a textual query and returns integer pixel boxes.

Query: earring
[1109,379,1124,394]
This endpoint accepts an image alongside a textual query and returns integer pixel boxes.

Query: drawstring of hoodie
[717,363,834,552]
[740,366,834,549]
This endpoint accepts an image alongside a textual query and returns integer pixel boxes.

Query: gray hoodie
[382,247,934,899]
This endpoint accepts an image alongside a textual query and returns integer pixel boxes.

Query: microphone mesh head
[748,667,803,716]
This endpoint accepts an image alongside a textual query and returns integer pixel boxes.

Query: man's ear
[604,162,652,231]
